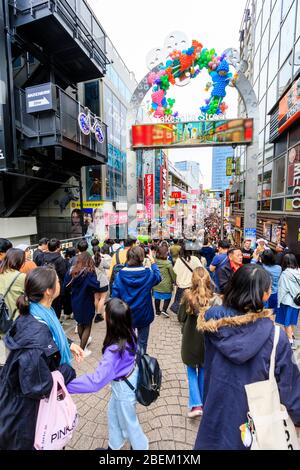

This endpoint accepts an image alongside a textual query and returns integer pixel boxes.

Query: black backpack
[124,353,162,407]
[0,273,21,334]
[109,250,125,288]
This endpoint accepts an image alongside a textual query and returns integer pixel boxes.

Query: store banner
[160,152,168,215]
[226,157,233,176]
[132,119,253,149]
[225,189,230,207]
[171,191,181,199]
[144,174,154,219]
[270,77,300,142]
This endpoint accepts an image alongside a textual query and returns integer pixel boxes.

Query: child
[178,267,221,418]
[67,298,148,450]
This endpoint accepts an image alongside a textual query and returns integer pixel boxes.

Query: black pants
[170,287,186,314]
[155,298,171,314]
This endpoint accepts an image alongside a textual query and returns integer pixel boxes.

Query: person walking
[251,250,281,314]
[241,239,254,264]
[67,298,148,450]
[170,239,182,265]
[218,247,243,294]
[209,240,230,292]
[170,245,202,314]
[153,245,176,318]
[277,253,300,350]
[111,246,161,353]
[194,264,300,450]
[0,267,83,450]
[199,238,215,268]
[33,237,49,266]
[178,267,221,418]
[93,246,110,323]
[64,253,103,357]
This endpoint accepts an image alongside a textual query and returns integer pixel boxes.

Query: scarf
[30,302,73,366]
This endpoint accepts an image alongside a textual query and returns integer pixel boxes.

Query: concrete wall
[1,217,37,245]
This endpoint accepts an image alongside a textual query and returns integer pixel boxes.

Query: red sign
[160,153,168,215]
[131,119,254,149]
[171,191,181,199]
[144,174,154,219]
[225,189,230,207]
[270,78,300,142]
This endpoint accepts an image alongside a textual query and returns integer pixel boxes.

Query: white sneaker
[161,311,170,318]
[74,324,78,334]
[83,348,92,357]
[86,336,92,347]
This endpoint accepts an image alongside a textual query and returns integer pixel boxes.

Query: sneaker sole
[161,312,169,318]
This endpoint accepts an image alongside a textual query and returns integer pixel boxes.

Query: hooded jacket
[0,315,75,450]
[111,264,161,328]
[42,251,67,284]
[278,268,300,308]
[153,259,176,294]
[194,305,300,450]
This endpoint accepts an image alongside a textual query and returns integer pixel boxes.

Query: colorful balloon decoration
[147,40,238,119]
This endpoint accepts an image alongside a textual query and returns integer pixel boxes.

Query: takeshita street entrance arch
[126,34,259,241]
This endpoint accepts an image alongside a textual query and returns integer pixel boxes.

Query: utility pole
[220,191,224,240]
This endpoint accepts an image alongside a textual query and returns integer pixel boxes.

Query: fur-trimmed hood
[197,305,275,365]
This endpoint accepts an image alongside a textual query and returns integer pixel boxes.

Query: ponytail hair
[16,266,57,315]
[183,267,214,316]
[93,246,101,268]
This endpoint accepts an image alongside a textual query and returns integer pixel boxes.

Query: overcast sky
[88,0,246,188]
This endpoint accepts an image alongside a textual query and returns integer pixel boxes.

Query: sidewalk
[64,312,199,450]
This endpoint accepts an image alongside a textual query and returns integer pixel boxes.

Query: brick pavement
[64,312,199,451]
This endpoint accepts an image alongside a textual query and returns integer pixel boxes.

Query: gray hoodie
[278,267,300,308]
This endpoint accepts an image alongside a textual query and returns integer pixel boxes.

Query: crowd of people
[0,232,299,450]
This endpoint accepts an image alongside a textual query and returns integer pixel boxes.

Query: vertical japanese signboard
[144,174,154,219]
[160,152,168,217]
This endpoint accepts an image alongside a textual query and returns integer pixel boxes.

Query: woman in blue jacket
[195,264,300,450]
[111,246,161,353]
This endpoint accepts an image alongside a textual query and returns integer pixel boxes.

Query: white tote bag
[34,370,78,450]
[244,325,299,450]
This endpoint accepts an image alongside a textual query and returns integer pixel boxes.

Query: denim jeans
[187,366,204,409]
[137,324,150,354]
[108,367,148,450]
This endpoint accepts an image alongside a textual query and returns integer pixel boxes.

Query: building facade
[211,147,234,191]
[174,161,201,190]
[231,0,300,254]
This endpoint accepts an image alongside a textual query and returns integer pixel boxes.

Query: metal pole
[78,174,85,237]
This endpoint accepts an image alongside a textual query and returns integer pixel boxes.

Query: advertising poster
[132,119,253,149]
[271,224,282,244]
[263,223,272,242]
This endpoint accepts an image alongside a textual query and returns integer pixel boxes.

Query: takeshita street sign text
[131,118,253,149]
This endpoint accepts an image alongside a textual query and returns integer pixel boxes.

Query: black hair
[38,237,49,246]
[261,250,276,266]
[93,246,101,268]
[223,264,271,313]
[173,238,179,244]
[218,240,230,249]
[65,247,76,259]
[102,298,137,355]
[124,238,135,248]
[127,246,144,267]
[0,238,13,254]
[48,238,60,252]
[228,246,242,256]
[16,267,57,315]
[77,239,88,253]
[179,245,191,262]
[282,253,299,271]
[0,248,25,274]
[101,244,110,255]
[91,238,99,247]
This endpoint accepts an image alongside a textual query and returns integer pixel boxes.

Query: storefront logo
[78,108,105,143]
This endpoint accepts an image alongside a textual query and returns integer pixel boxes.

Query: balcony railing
[15,85,108,163]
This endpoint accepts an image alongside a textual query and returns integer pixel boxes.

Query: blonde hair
[183,267,214,316]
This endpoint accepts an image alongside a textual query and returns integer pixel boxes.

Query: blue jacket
[64,270,101,324]
[111,264,161,329]
[0,315,75,450]
[194,305,300,450]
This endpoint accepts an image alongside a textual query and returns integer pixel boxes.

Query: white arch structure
[126,50,259,240]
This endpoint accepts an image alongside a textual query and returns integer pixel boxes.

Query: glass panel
[261,24,270,67]
[287,144,300,195]
[293,37,300,77]
[259,60,268,98]
[262,0,271,32]
[253,50,261,84]
[104,84,113,142]
[272,198,284,210]
[84,81,100,116]
[259,95,266,131]
[272,155,286,194]
[270,0,282,47]
[263,169,272,198]
[110,67,119,91]
[278,54,292,96]
[255,13,262,52]
[281,0,294,19]
[268,35,279,86]
[279,1,296,66]
[112,94,121,149]
[266,77,278,112]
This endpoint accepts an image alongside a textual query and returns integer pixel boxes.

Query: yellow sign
[168,200,176,207]
[70,201,104,209]
[235,157,241,176]
[226,157,233,176]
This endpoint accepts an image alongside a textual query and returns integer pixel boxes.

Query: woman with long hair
[0,267,83,450]
[277,253,300,350]
[67,298,148,450]
[153,244,176,318]
[93,246,110,323]
[64,252,103,356]
[194,264,300,450]
[170,244,202,314]
[179,267,220,418]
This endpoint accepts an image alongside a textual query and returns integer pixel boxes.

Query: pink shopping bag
[34,370,78,450]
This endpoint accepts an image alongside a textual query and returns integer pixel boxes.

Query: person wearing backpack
[108,239,135,285]
[111,247,161,353]
[194,264,300,450]
[67,298,149,450]
[0,249,26,366]
[153,245,176,318]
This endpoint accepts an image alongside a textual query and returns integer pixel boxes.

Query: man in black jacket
[218,247,243,294]
[42,239,67,319]
[33,237,49,266]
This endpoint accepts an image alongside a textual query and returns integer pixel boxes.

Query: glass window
[261,24,270,66]
[112,94,121,148]
[274,133,288,156]
[267,77,278,112]
[260,60,268,98]
[262,0,271,32]
[104,85,113,142]
[278,54,292,96]
[293,37,300,77]
[296,1,300,40]
[268,35,279,86]
[110,67,119,91]
[281,0,294,19]
[279,1,296,66]
[259,95,266,131]
[84,81,100,116]
[272,155,286,194]
[255,13,262,52]
[272,198,284,210]
[120,104,127,151]
[269,0,282,47]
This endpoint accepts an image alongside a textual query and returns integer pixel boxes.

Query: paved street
[64,311,199,451]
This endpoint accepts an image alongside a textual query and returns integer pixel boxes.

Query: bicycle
[78,107,105,143]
